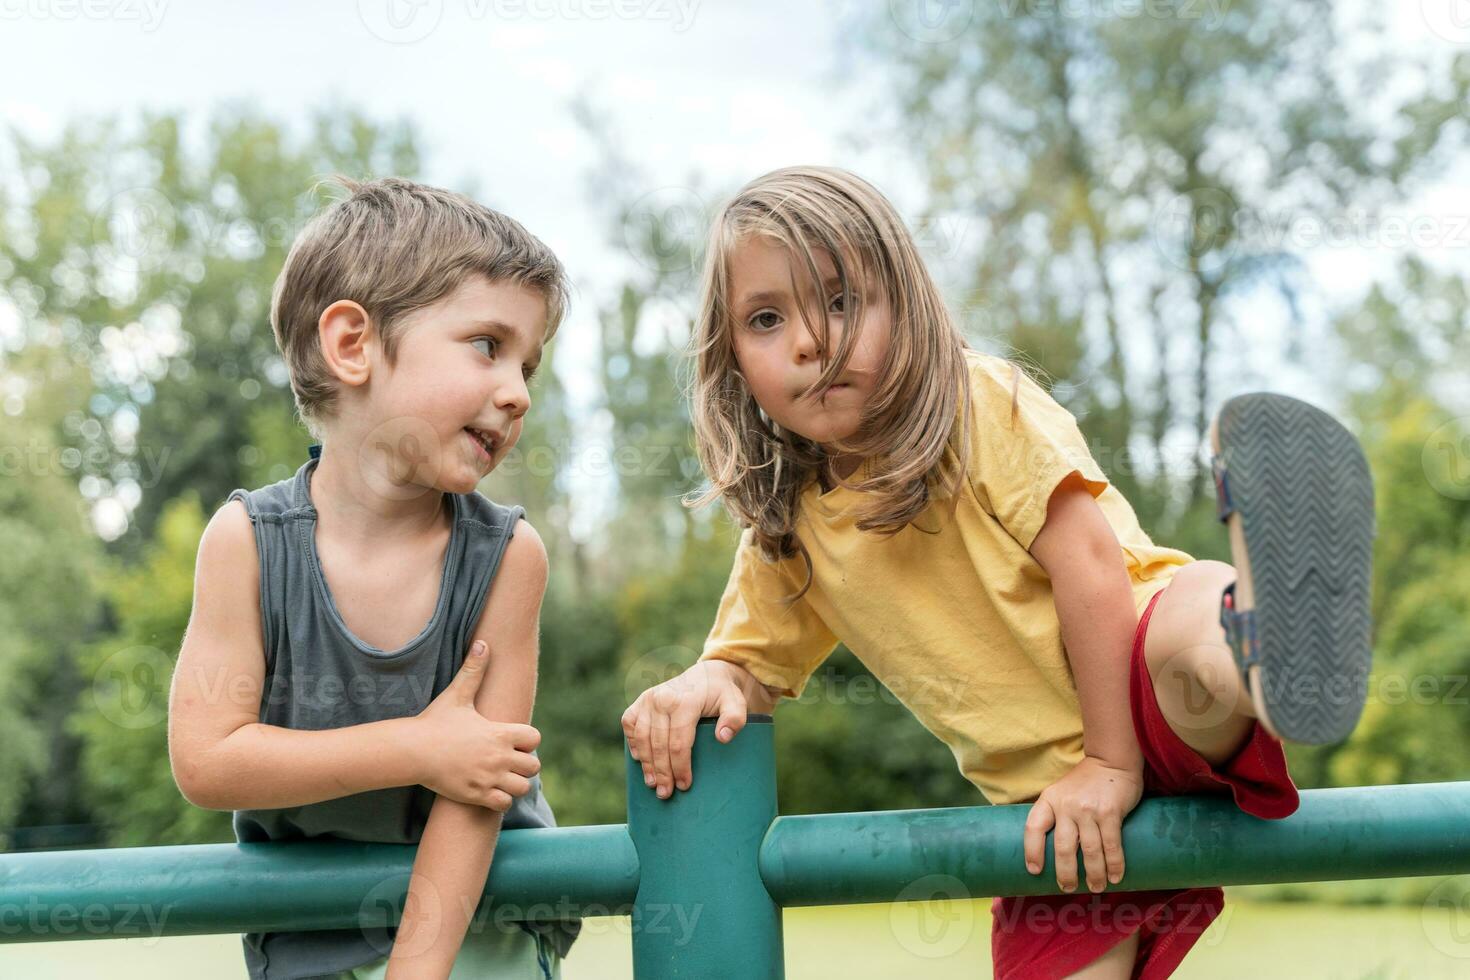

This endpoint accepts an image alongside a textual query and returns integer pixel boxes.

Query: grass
[3,894,1469,978]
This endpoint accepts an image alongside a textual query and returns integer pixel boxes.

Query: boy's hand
[413,641,542,811]
[1023,756,1143,894]
[622,661,750,799]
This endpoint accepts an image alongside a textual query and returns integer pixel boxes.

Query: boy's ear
[318,300,373,388]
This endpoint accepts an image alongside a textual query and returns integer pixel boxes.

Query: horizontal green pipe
[759,781,1470,906]
[0,824,638,943]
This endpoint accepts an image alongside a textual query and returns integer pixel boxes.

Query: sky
[0,0,1465,535]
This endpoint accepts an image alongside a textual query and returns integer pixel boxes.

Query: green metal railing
[4,716,1470,978]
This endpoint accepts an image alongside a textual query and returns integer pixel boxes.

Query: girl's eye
[748,310,781,331]
[828,292,846,315]
[471,336,497,358]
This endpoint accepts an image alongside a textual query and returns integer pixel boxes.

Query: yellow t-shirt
[699,349,1196,805]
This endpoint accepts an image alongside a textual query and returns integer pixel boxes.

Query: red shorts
[990,583,1301,979]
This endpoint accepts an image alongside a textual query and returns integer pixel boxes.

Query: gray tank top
[227,450,578,979]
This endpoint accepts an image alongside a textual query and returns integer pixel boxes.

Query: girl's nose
[792,321,826,363]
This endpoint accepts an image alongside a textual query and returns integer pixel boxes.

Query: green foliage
[0,374,103,847]
[68,494,233,846]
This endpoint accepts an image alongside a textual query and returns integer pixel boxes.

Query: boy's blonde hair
[686,166,976,598]
[271,175,571,437]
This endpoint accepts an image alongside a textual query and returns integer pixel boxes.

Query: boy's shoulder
[227,460,311,523]
[457,486,528,536]
[457,489,547,599]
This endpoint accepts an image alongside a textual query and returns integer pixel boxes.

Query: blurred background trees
[0,4,1466,900]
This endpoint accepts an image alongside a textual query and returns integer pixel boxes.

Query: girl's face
[727,235,892,449]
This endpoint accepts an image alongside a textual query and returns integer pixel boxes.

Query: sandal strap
[1211,453,1235,524]
[1219,582,1261,693]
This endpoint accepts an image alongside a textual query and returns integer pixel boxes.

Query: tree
[860,0,1468,533]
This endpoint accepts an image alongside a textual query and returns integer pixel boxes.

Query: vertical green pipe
[625,715,783,979]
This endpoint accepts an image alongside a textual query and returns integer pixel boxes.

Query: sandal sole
[1213,392,1375,745]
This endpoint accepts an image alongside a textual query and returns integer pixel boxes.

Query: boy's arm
[168,500,429,811]
[387,520,547,977]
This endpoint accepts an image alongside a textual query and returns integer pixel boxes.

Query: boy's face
[363,274,547,496]
[727,235,891,448]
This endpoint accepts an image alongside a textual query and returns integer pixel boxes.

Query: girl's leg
[1060,930,1140,979]
[1142,559,1259,768]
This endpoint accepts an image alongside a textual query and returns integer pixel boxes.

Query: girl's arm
[1029,472,1145,773]
[386,522,548,978]
[1021,472,1146,895]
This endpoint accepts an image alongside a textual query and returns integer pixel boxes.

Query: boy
[168,176,577,979]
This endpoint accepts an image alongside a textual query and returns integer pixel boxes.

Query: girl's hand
[622,661,750,799]
[1023,756,1144,893]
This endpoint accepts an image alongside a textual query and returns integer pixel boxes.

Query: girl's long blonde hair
[685,166,976,598]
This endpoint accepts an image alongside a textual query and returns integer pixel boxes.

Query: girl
[621,166,1375,979]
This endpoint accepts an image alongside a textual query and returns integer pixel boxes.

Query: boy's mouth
[465,427,500,460]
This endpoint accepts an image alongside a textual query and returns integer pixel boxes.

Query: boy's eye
[749,310,781,331]
[471,336,497,358]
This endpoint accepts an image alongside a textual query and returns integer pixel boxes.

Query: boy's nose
[496,380,531,418]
